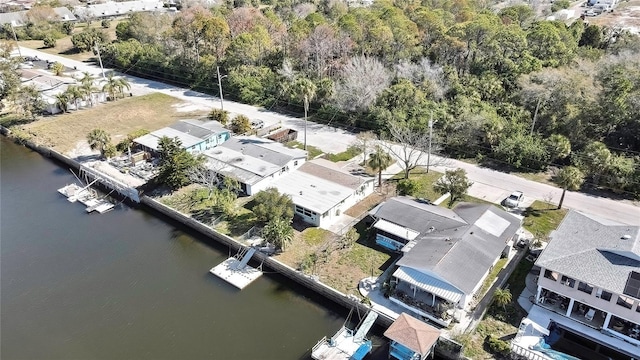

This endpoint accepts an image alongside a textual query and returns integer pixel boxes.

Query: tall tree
[555,166,584,209]
[262,217,294,251]
[87,128,111,158]
[291,77,316,150]
[252,188,294,224]
[333,56,390,113]
[157,136,203,190]
[433,168,473,207]
[368,145,393,187]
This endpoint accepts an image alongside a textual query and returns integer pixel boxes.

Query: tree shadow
[191,208,219,225]
[227,211,256,237]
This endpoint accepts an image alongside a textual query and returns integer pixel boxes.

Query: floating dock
[210,247,262,289]
[85,198,115,214]
[311,310,378,360]
[58,178,114,213]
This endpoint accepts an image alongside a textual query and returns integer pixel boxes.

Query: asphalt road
[17,47,640,225]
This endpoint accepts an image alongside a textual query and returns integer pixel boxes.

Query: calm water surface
[1,137,382,359]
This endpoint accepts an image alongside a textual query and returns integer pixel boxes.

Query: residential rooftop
[536,210,640,297]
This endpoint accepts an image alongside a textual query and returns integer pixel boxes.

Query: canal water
[0,137,387,359]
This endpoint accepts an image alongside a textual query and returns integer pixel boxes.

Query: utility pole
[427,112,437,173]
[216,66,227,111]
[531,96,542,136]
[303,94,308,151]
[94,41,105,79]
[10,23,22,59]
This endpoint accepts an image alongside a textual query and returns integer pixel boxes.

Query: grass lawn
[20,93,206,154]
[475,258,509,303]
[285,141,324,159]
[391,167,443,201]
[19,21,121,62]
[523,200,568,238]
[325,145,361,162]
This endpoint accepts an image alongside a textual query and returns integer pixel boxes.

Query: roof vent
[622,234,631,240]
[232,156,243,162]
[428,226,435,232]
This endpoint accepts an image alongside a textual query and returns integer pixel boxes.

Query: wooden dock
[210,248,262,289]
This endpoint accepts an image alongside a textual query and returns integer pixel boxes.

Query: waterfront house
[134,119,231,155]
[512,211,640,359]
[369,197,521,326]
[384,313,441,360]
[19,68,106,114]
[269,158,375,229]
[201,136,307,196]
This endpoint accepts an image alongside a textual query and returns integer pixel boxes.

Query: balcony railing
[390,288,453,322]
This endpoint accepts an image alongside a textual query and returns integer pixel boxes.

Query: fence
[511,343,550,360]
[256,123,281,137]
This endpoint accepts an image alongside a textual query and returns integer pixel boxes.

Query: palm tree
[368,145,393,187]
[87,128,111,158]
[555,166,585,209]
[262,218,294,251]
[65,85,84,110]
[77,72,98,106]
[493,288,512,311]
[54,92,70,113]
[102,72,130,101]
[291,77,316,150]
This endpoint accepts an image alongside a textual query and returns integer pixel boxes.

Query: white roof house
[270,158,375,229]
[202,136,307,196]
[74,0,165,19]
[0,7,76,26]
[134,119,231,154]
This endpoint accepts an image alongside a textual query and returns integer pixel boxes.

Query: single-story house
[369,197,521,325]
[201,136,307,196]
[384,313,441,360]
[0,6,75,26]
[134,119,231,154]
[73,0,165,19]
[19,68,106,114]
[269,158,375,229]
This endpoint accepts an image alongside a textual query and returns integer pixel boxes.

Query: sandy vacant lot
[22,93,208,156]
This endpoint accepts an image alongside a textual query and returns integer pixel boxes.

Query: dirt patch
[588,1,640,33]
[20,93,207,155]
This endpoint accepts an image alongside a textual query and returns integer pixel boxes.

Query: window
[561,275,576,288]
[295,205,316,218]
[544,269,558,281]
[578,282,594,295]
[616,295,634,309]
[596,289,612,301]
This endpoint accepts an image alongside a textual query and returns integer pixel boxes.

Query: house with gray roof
[512,210,640,359]
[0,7,75,26]
[369,196,521,326]
[73,0,165,19]
[201,136,307,196]
[269,158,374,229]
[133,119,230,154]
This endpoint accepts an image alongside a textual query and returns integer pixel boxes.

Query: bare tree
[298,25,343,78]
[395,58,449,100]
[187,160,224,198]
[381,121,448,179]
[333,56,391,112]
[292,3,317,18]
[352,131,377,165]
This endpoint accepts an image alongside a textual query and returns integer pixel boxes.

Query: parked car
[504,191,524,208]
[585,9,596,16]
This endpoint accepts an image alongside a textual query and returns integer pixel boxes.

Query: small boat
[86,198,115,214]
[311,309,378,360]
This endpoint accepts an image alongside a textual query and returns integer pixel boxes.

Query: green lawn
[476,258,508,302]
[523,200,568,238]
[325,145,361,162]
[285,141,324,159]
[391,167,444,201]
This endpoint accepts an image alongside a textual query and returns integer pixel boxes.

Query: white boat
[311,310,378,360]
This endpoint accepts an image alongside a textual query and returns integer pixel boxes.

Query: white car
[505,191,524,208]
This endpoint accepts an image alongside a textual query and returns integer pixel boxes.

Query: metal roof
[203,146,281,185]
[393,267,464,304]
[0,7,75,26]
[74,0,164,18]
[222,136,306,166]
[374,219,420,241]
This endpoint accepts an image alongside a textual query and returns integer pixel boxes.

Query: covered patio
[389,267,461,326]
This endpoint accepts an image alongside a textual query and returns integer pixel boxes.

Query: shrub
[43,35,56,48]
[397,178,421,196]
[551,0,571,12]
[101,19,111,28]
[485,335,511,355]
[208,108,229,125]
[62,21,74,35]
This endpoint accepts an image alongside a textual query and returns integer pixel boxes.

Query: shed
[384,313,441,360]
